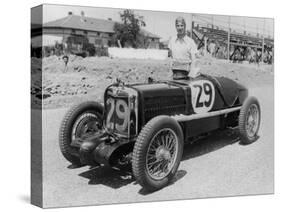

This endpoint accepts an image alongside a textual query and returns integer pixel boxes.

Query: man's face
[176,21,186,36]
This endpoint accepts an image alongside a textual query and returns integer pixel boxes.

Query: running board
[172,106,242,122]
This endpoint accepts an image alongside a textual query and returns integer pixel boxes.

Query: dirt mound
[31,56,273,109]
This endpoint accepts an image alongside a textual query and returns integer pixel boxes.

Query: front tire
[238,96,261,144]
[59,101,103,165]
[132,116,184,191]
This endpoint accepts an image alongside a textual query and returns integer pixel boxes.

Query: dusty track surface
[32,85,274,208]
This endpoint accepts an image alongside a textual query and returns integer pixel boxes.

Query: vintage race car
[59,74,261,191]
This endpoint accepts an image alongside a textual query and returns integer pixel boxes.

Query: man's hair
[175,16,186,27]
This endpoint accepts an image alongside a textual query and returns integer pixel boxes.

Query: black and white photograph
[31,3,274,208]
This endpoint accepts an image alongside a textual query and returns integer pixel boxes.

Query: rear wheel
[132,116,184,191]
[59,101,103,165]
[238,96,261,144]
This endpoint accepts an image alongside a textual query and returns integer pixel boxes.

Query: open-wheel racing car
[59,74,261,191]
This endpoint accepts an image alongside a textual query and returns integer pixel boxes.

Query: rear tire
[59,101,103,165]
[238,96,261,144]
[132,116,184,191]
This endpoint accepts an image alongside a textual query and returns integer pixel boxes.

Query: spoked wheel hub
[156,147,172,161]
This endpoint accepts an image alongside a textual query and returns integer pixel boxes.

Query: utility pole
[261,18,265,64]
[204,36,208,56]
[243,17,246,35]
[190,14,193,39]
[227,16,230,61]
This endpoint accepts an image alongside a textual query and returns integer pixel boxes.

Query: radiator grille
[144,96,185,121]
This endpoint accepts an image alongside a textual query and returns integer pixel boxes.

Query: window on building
[84,30,88,35]
[71,29,76,34]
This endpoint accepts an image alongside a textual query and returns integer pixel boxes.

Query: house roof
[44,15,115,33]
[44,14,160,39]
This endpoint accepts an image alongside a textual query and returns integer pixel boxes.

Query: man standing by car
[168,16,199,79]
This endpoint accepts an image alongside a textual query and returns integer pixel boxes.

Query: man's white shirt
[168,35,198,70]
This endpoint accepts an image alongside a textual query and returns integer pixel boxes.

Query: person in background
[62,55,69,73]
[208,40,216,57]
[168,16,199,79]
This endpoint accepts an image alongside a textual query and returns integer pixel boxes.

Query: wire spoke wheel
[245,104,259,138]
[132,116,183,191]
[146,129,178,180]
[238,96,261,144]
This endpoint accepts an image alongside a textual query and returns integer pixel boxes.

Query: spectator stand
[189,14,274,64]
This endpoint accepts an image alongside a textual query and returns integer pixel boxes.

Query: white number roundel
[190,80,215,114]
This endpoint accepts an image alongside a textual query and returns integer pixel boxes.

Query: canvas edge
[31,4,43,208]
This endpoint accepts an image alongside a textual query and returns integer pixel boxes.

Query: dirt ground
[31,55,274,109]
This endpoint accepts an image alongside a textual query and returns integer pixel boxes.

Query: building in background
[34,11,160,57]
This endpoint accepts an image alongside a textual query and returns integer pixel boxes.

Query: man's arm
[168,37,173,58]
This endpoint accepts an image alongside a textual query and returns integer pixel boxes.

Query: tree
[114,9,146,48]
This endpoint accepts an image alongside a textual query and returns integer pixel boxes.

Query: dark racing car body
[104,75,248,138]
[59,74,260,191]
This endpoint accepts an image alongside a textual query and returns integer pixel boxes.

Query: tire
[238,96,261,144]
[132,115,184,191]
[59,101,103,165]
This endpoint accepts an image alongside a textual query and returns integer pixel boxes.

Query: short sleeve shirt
[168,35,198,70]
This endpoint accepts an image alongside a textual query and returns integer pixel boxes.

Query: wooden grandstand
[189,15,274,63]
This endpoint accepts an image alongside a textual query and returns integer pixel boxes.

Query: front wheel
[59,101,103,165]
[132,116,184,191]
[238,96,261,144]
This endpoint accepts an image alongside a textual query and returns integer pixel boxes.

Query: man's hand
[189,66,200,78]
[168,49,172,58]
[189,59,201,78]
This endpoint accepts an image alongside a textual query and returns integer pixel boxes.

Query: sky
[42,4,274,41]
